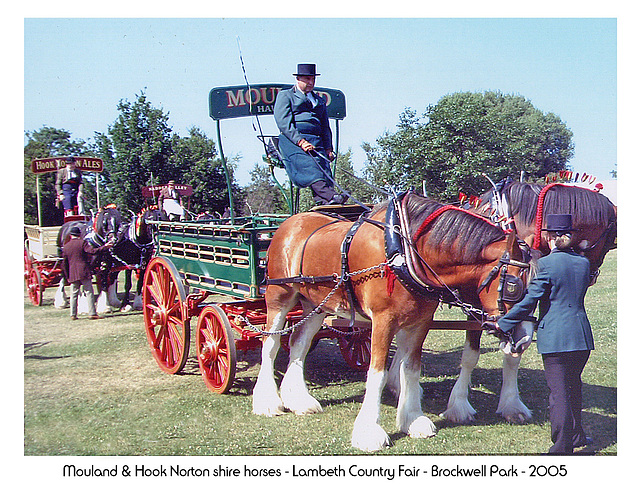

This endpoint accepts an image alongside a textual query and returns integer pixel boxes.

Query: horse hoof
[407,416,437,439]
[351,423,391,452]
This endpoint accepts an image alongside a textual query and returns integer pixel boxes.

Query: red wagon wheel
[338,328,371,371]
[195,305,237,394]
[24,246,43,306]
[142,257,190,374]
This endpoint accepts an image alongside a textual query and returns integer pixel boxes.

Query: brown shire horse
[253,193,532,451]
[435,181,618,425]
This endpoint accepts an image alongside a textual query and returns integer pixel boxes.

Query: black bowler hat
[294,63,320,76]
[543,214,576,232]
[70,226,82,237]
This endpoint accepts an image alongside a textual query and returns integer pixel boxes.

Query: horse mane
[500,182,615,228]
[397,193,506,263]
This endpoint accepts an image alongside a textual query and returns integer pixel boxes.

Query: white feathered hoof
[252,378,286,417]
[440,401,477,424]
[132,294,143,311]
[54,288,69,309]
[120,304,133,313]
[281,390,323,415]
[497,399,532,424]
[351,420,391,452]
[96,292,112,314]
[407,416,437,439]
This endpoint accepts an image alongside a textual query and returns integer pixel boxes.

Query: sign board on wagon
[30,157,104,175]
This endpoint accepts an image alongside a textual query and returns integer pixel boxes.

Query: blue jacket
[274,86,333,151]
[498,248,594,354]
[273,86,333,187]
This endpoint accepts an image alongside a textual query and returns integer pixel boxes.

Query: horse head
[480,180,617,281]
[132,206,163,245]
[92,205,124,244]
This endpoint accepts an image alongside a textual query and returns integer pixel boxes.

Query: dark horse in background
[55,206,162,312]
[107,206,163,311]
[433,180,617,425]
[55,206,123,311]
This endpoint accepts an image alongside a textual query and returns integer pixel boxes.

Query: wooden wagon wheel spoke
[338,328,371,371]
[142,257,190,375]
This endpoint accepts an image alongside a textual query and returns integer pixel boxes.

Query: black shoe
[328,193,349,205]
[574,436,594,448]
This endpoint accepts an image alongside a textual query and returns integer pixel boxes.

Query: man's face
[296,75,315,93]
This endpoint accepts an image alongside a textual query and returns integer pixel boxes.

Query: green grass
[23,250,616,456]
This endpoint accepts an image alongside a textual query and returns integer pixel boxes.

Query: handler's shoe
[89,315,102,320]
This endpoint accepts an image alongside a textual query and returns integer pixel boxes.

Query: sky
[23,16,619,189]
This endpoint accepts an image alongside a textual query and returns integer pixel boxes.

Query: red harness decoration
[533,183,563,250]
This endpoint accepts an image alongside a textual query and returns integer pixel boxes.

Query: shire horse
[55,206,123,311]
[107,206,162,310]
[253,192,533,451]
[434,180,618,425]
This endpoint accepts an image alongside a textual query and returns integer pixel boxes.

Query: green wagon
[142,84,371,394]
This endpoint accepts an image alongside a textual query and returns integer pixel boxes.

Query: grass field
[23,251,616,456]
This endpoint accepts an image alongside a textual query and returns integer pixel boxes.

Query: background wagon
[24,157,103,305]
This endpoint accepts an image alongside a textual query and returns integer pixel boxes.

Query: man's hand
[326,149,336,161]
[298,139,315,152]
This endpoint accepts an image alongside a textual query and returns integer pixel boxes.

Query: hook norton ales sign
[209,84,346,121]
[31,157,103,175]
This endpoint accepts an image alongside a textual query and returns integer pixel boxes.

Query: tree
[363,91,574,201]
[94,93,175,212]
[170,127,240,216]
[244,162,291,215]
[24,127,93,225]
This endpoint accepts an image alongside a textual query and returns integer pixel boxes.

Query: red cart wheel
[196,305,237,394]
[142,257,190,374]
[338,328,371,371]
[26,263,43,306]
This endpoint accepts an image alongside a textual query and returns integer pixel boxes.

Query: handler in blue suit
[274,63,347,205]
[496,214,594,454]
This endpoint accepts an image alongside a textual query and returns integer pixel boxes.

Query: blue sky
[24,17,618,187]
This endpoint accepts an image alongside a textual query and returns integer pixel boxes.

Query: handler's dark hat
[543,214,576,232]
[294,63,320,76]
[70,226,82,237]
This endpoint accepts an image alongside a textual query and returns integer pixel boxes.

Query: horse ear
[505,231,522,261]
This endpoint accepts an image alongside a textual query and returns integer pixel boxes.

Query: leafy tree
[24,127,94,225]
[363,91,574,201]
[94,93,175,212]
[244,162,291,215]
[170,127,240,217]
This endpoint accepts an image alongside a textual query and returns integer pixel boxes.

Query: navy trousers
[542,350,590,454]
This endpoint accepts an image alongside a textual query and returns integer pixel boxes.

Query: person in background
[55,157,84,217]
[494,214,594,454]
[158,180,185,221]
[274,63,347,206]
[62,226,113,320]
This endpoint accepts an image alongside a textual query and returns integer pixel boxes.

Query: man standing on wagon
[55,156,84,217]
[62,226,113,320]
[274,63,347,206]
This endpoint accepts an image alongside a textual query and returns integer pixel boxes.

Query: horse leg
[252,286,298,417]
[351,319,395,452]
[121,270,133,312]
[54,277,69,309]
[496,320,534,423]
[106,272,121,309]
[394,325,437,439]
[440,331,481,423]
[132,270,144,310]
[280,301,326,415]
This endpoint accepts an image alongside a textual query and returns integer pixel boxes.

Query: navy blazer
[274,86,332,151]
[498,248,594,354]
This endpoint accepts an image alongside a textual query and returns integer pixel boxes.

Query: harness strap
[265,274,336,286]
[340,215,367,326]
